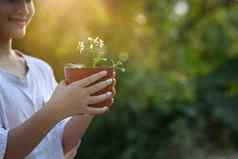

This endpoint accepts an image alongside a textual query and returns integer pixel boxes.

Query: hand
[47,71,114,118]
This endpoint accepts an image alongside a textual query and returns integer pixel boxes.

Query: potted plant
[64,37,125,107]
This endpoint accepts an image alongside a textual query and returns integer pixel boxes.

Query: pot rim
[64,66,114,70]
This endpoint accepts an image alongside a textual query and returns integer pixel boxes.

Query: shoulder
[28,55,53,72]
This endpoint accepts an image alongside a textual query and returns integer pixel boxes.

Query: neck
[0,38,14,58]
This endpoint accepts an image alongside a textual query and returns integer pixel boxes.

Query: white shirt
[0,51,70,159]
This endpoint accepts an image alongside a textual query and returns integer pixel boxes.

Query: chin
[11,30,26,39]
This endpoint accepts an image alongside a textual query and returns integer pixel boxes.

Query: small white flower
[101,58,108,61]
[77,41,85,54]
[90,43,94,49]
[117,61,122,65]
[80,48,84,54]
[76,45,80,50]
[88,37,93,41]
[81,42,85,47]
[121,68,126,72]
[74,36,125,71]
[99,39,104,48]
[94,37,100,43]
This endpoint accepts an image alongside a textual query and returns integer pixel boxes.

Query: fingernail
[107,92,112,96]
[100,71,107,75]
[103,107,109,111]
[106,79,113,84]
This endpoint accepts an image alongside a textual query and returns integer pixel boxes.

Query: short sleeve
[55,117,72,142]
[0,128,8,159]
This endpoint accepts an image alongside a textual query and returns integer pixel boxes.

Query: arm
[4,103,63,159]
[4,71,111,159]
[62,115,95,155]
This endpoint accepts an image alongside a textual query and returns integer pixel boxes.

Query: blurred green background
[15,0,238,158]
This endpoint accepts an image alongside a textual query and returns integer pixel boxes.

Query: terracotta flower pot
[64,67,116,107]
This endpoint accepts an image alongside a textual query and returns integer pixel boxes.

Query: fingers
[85,106,109,115]
[113,71,116,78]
[86,79,113,94]
[107,98,114,105]
[73,71,108,88]
[87,92,112,104]
[112,78,117,87]
[112,87,116,96]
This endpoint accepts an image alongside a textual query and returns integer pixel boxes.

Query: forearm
[4,103,63,159]
[63,115,95,154]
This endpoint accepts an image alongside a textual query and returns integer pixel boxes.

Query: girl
[0,0,115,159]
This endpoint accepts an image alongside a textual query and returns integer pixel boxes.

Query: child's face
[0,0,35,39]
